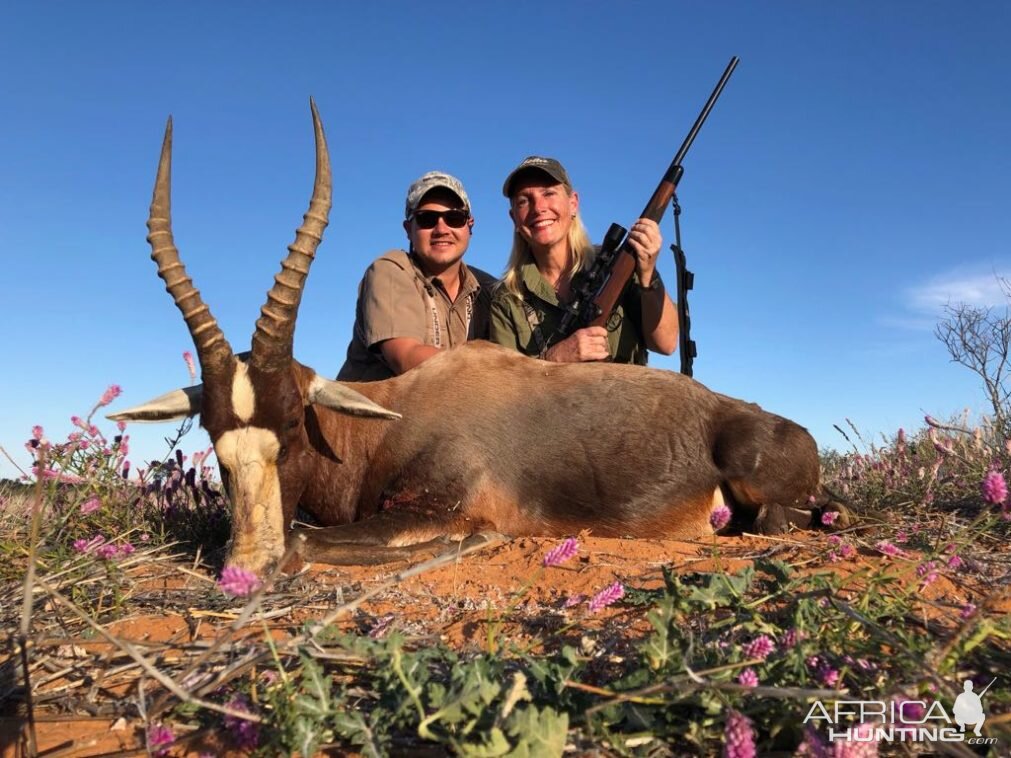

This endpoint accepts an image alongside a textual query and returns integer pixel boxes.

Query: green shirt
[489,258,648,364]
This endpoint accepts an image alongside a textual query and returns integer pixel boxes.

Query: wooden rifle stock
[584,57,738,331]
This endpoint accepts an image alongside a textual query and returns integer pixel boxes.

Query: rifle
[553,57,739,373]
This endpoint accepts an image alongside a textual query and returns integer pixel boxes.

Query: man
[338,171,495,380]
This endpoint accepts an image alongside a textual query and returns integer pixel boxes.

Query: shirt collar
[519,259,561,306]
[408,252,483,298]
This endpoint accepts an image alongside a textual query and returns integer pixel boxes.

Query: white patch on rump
[231,362,256,423]
[215,427,286,569]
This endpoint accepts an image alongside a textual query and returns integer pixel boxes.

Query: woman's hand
[626,218,662,287]
[544,326,610,362]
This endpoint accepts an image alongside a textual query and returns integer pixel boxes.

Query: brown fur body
[278,341,820,560]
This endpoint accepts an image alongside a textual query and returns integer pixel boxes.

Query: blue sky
[2,2,1009,480]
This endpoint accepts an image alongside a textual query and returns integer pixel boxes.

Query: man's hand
[544,326,610,362]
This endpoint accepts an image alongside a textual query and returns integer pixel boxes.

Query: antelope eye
[286,419,300,430]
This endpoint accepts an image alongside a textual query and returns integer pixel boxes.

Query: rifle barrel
[977,677,998,698]
[641,56,739,221]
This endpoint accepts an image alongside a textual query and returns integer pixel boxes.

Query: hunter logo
[802,676,998,746]
[953,678,995,736]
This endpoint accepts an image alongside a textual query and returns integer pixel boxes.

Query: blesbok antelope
[110,102,840,574]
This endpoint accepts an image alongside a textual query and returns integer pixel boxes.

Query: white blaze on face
[231,362,256,423]
[215,427,286,570]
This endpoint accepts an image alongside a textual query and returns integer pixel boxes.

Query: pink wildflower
[543,537,579,567]
[743,635,775,661]
[31,425,44,441]
[722,709,756,758]
[820,510,839,526]
[924,415,939,427]
[224,694,260,750]
[895,699,926,721]
[218,566,262,598]
[368,614,395,639]
[960,603,976,619]
[710,504,732,531]
[563,593,586,608]
[33,467,84,483]
[981,470,1008,505]
[933,439,954,456]
[73,535,106,554]
[782,628,804,648]
[795,726,830,757]
[90,541,134,561]
[736,668,759,688]
[146,723,174,756]
[96,543,119,560]
[834,721,879,757]
[80,497,101,515]
[819,666,840,688]
[917,560,938,586]
[117,420,127,432]
[99,384,122,407]
[183,350,197,382]
[946,554,962,570]
[874,540,903,558]
[588,581,624,612]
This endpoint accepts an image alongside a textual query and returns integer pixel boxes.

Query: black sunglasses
[411,209,470,229]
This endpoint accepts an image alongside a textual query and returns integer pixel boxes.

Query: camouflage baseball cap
[501,156,572,197]
[405,171,471,218]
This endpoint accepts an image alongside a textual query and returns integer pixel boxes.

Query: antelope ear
[306,376,401,420]
[106,385,203,422]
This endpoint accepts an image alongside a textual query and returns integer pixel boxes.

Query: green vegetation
[2,387,1010,755]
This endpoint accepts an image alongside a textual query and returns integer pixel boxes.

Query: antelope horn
[148,118,233,374]
[250,98,331,372]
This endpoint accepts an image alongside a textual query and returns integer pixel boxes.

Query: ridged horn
[250,98,331,372]
[147,118,233,374]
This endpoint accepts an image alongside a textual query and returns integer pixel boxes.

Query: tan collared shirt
[338,250,495,381]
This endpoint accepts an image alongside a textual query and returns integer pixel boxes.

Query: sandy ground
[1,530,1001,757]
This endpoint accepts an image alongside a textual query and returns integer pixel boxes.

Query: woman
[489,156,679,364]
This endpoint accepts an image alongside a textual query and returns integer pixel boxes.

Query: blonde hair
[501,188,596,300]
